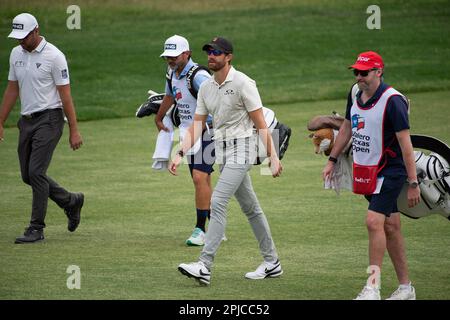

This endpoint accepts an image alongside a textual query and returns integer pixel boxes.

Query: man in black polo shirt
[323,51,420,300]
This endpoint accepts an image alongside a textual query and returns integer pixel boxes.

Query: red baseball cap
[349,51,384,70]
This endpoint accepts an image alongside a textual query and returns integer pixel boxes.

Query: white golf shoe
[245,260,283,280]
[186,227,205,246]
[386,285,416,300]
[178,261,211,286]
[354,286,381,300]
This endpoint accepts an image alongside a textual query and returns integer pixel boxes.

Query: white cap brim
[8,29,30,39]
[160,49,184,57]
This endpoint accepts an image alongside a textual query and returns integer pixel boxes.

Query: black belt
[22,109,59,120]
[222,137,250,149]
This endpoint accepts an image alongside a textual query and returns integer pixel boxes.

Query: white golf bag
[397,135,450,221]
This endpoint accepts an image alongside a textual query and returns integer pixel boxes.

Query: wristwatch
[408,180,419,189]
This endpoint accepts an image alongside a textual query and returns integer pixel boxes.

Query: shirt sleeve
[386,95,410,132]
[8,50,17,81]
[51,52,70,85]
[241,78,263,112]
[195,85,208,115]
[192,70,211,93]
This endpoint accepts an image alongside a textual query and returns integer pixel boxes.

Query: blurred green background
[1,0,449,123]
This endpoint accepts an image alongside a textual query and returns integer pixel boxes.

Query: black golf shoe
[15,227,44,244]
[65,192,84,232]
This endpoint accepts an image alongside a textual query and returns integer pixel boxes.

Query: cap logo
[12,23,24,30]
[357,56,370,62]
[165,44,176,50]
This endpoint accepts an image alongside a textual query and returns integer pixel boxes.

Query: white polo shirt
[196,66,262,141]
[8,37,70,115]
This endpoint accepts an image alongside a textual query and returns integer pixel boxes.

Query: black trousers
[17,108,74,230]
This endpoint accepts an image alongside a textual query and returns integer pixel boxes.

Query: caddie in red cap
[323,51,420,300]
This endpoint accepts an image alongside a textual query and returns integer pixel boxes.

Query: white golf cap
[8,13,39,39]
[160,35,190,57]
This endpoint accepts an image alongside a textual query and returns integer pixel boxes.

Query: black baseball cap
[202,37,233,54]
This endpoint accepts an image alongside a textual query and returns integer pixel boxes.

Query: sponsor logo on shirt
[173,86,182,100]
[61,69,68,79]
[351,114,365,130]
[224,89,234,95]
[15,60,25,67]
[36,63,41,69]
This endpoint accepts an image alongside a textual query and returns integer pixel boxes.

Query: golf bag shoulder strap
[350,82,359,105]
[411,135,450,165]
[186,65,211,99]
[166,67,173,98]
[166,65,210,99]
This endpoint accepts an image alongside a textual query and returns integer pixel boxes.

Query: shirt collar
[356,82,388,107]
[22,37,47,53]
[224,66,236,83]
[176,58,195,79]
[211,66,236,86]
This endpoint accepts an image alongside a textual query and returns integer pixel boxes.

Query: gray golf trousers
[199,136,279,269]
[17,108,75,230]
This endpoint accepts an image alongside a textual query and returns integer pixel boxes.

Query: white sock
[399,282,412,290]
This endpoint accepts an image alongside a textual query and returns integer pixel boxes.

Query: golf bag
[255,107,292,164]
[397,135,450,221]
[135,90,180,127]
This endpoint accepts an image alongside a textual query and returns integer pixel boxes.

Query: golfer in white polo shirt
[170,37,283,286]
[0,13,84,243]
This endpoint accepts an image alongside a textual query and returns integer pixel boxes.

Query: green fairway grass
[0,0,449,300]
[0,91,449,299]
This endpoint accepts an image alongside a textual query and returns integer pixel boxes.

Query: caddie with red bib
[350,86,408,195]
[322,51,421,300]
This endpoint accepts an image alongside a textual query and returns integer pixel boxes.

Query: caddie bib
[170,71,198,130]
[350,87,406,195]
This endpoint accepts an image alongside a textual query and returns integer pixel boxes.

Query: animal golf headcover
[309,128,335,156]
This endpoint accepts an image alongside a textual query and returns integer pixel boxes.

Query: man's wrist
[328,156,338,164]
[407,179,419,189]
[69,124,79,132]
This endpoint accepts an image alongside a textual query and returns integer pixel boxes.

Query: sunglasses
[353,69,377,77]
[206,49,224,56]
